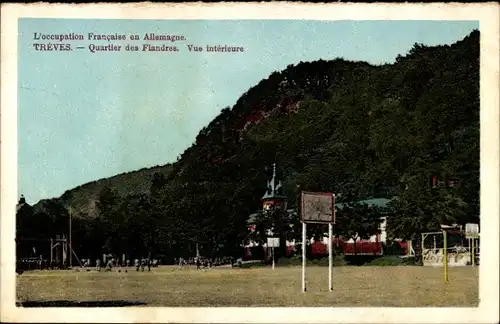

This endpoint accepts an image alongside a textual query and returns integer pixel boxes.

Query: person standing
[196,256,201,270]
[106,258,113,271]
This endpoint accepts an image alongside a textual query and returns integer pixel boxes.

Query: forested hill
[32,164,173,217]
[21,30,479,258]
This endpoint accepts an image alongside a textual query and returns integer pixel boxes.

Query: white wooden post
[328,223,333,291]
[301,222,307,292]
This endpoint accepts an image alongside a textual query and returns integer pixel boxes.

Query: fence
[421,231,479,267]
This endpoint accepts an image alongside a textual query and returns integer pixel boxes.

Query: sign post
[328,223,333,291]
[300,191,335,293]
[443,228,448,283]
[301,222,307,292]
[267,237,280,271]
[471,238,475,267]
[272,247,274,271]
[465,223,479,267]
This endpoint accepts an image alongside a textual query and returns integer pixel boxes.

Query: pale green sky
[18,19,479,204]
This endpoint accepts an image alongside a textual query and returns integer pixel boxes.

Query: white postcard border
[1,2,499,323]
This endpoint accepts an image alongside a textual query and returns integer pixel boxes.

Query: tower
[261,162,286,211]
[261,162,287,261]
[16,194,27,212]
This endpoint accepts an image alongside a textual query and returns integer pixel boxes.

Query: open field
[16,266,478,307]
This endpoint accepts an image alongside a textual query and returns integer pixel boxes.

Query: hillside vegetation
[34,165,173,217]
[18,30,479,261]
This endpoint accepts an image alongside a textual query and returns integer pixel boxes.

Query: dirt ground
[16,265,478,307]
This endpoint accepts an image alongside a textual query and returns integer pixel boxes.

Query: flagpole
[69,207,72,269]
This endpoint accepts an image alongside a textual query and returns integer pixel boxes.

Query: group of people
[133,258,157,272]
[175,256,237,269]
[86,257,158,272]
[16,257,70,273]
[17,254,245,275]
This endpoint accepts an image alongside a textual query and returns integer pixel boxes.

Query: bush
[366,255,421,266]
[382,241,407,256]
[238,255,421,268]
[238,255,348,268]
[239,261,267,268]
[344,255,378,266]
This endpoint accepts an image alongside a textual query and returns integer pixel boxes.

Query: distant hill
[33,164,172,217]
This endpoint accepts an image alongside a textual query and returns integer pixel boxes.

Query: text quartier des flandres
[87,44,244,53]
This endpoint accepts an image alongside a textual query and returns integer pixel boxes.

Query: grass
[16,265,478,307]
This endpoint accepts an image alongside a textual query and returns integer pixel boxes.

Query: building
[246,195,408,258]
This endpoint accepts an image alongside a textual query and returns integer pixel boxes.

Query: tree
[96,186,122,254]
[16,198,34,238]
[247,205,290,262]
[42,199,69,237]
[151,172,168,196]
[386,174,468,241]
[335,202,383,255]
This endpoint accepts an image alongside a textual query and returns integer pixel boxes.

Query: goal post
[300,191,335,293]
[436,224,479,283]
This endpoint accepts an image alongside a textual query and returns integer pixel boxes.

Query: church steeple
[262,162,286,200]
[261,163,286,210]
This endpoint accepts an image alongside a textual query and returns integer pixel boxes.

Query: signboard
[267,237,280,247]
[465,223,479,238]
[301,191,335,224]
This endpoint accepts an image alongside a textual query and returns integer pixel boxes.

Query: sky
[17,19,479,204]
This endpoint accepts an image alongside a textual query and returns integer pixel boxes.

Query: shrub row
[238,255,421,268]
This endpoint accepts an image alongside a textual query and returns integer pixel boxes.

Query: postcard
[1,2,499,323]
